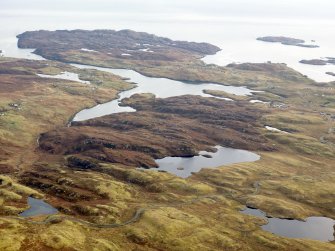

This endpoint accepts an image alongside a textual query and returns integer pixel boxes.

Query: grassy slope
[0,52,334,250]
[0,57,132,215]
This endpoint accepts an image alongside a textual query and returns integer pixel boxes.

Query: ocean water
[0,0,335,81]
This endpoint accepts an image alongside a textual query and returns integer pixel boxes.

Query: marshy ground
[0,30,334,250]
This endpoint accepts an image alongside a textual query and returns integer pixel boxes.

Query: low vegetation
[0,29,333,250]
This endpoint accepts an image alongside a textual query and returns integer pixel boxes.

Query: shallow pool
[19,197,58,217]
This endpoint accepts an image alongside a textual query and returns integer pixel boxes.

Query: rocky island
[300,57,335,65]
[257,36,319,48]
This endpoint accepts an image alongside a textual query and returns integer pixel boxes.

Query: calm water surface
[71,64,257,121]
[19,197,58,217]
[145,146,260,178]
[241,207,335,242]
[2,1,333,241]
[0,0,335,81]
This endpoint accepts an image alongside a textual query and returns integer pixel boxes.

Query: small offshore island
[0,29,334,251]
[257,36,320,48]
[300,57,335,65]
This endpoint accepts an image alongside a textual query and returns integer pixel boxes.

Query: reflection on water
[241,207,335,242]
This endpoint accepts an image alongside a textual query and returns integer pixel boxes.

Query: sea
[1,0,335,82]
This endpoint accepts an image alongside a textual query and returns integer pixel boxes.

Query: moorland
[0,29,334,251]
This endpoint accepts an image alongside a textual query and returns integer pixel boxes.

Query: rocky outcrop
[67,156,98,170]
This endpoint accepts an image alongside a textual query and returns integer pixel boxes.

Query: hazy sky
[2,0,335,21]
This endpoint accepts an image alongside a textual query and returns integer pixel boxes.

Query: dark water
[241,207,335,242]
[19,197,58,217]
[148,146,260,178]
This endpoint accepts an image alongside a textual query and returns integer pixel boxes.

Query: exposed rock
[202,154,213,158]
[67,156,98,170]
